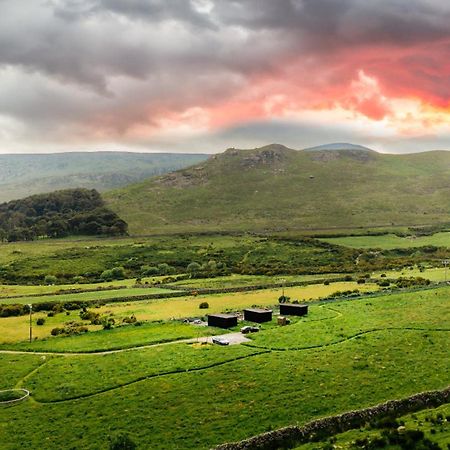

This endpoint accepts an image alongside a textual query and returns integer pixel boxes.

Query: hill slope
[105,144,450,234]
[0,152,207,202]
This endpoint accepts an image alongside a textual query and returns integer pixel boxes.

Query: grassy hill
[0,152,207,202]
[105,144,450,234]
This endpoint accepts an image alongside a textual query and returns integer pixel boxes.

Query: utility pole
[28,304,32,343]
[444,260,450,283]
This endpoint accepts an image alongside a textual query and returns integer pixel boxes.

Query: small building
[243,308,272,323]
[279,304,308,316]
[207,313,238,329]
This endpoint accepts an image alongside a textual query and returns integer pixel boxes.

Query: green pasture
[320,231,450,249]
[1,321,218,353]
[0,286,448,448]
[0,281,379,344]
[294,403,450,449]
[0,286,177,306]
[170,273,343,289]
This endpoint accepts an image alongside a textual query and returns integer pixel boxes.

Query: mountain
[0,152,208,203]
[303,142,374,152]
[105,143,450,234]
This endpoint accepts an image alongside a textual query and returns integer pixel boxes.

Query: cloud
[0,0,448,153]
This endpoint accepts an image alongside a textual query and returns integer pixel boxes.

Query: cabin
[279,304,308,316]
[207,313,238,329]
[243,308,272,323]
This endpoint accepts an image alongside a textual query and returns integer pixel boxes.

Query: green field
[0,286,178,306]
[321,231,450,249]
[0,286,448,449]
[0,281,379,343]
[294,403,450,449]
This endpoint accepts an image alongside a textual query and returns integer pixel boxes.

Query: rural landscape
[0,1,449,449]
[0,144,449,449]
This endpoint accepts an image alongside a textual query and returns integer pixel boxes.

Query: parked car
[240,326,260,334]
[212,337,229,346]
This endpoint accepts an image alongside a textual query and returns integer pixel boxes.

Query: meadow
[0,286,448,449]
[320,231,450,249]
[0,281,380,344]
[293,403,450,449]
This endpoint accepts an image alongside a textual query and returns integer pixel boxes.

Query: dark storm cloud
[0,0,448,152]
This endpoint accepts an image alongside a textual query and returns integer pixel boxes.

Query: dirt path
[0,332,250,357]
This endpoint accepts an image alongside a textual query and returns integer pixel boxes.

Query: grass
[105,146,450,234]
[0,286,447,448]
[244,287,448,350]
[0,233,361,285]
[0,281,380,343]
[373,266,449,282]
[320,231,450,249]
[26,344,266,402]
[0,330,448,449]
[293,403,450,449]
[0,286,178,306]
[0,321,220,352]
[0,354,43,390]
[170,273,344,289]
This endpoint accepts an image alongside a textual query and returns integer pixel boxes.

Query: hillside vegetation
[105,144,450,234]
[0,189,127,241]
[0,152,207,202]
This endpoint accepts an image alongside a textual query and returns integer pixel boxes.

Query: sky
[0,0,449,154]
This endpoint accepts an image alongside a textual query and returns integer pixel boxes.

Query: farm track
[8,327,448,405]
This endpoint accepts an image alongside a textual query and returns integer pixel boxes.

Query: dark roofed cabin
[279,304,308,316]
[207,314,238,329]
[243,308,272,323]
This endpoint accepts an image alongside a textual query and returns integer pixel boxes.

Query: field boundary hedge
[213,386,450,450]
[0,285,128,300]
[161,277,351,294]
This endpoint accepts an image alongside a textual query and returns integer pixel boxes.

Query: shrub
[199,302,209,309]
[51,327,63,336]
[44,275,57,285]
[122,315,137,324]
[0,304,25,317]
[109,433,137,450]
[36,318,45,326]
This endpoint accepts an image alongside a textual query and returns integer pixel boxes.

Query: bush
[199,302,209,309]
[36,318,45,326]
[44,275,57,285]
[109,433,137,450]
[0,304,25,317]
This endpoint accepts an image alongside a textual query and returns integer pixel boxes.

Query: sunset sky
[0,0,449,154]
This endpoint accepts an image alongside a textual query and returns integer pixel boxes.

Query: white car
[212,337,229,346]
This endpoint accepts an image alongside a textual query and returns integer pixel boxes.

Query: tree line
[0,188,127,241]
